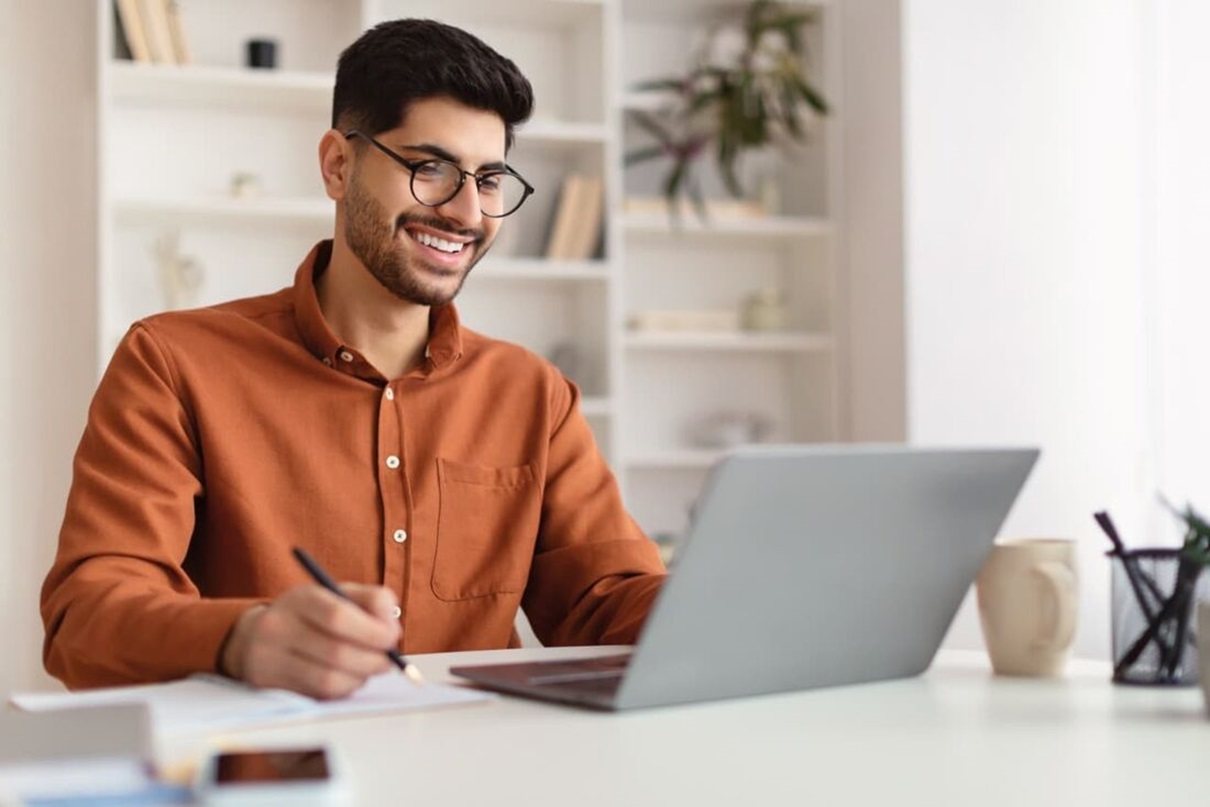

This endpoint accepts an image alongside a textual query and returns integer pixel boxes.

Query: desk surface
[191,646,1210,807]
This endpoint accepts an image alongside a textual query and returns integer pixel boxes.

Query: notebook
[0,704,173,803]
[451,444,1039,710]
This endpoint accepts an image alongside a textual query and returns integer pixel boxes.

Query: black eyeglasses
[344,130,534,218]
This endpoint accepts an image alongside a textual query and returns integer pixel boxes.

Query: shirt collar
[292,240,464,379]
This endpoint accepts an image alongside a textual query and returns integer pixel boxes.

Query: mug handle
[1030,561,1077,651]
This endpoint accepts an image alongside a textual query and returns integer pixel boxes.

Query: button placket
[376,377,411,646]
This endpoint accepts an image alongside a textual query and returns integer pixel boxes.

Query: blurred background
[1,0,1208,695]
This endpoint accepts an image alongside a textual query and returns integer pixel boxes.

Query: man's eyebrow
[399,142,508,173]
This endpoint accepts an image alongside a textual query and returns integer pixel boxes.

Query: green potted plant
[625,0,830,218]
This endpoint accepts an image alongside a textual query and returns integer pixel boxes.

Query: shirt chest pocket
[432,458,541,600]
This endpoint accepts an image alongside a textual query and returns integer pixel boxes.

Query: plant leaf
[627,111,675,144]
[780,82,803,138]
[792,73,830,115]
[624,145,669,166]
[631,78,687,94]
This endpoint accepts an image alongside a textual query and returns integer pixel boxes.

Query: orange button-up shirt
[42,241,666,689]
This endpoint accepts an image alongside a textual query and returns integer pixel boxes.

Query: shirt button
[385,455,400,469]
[392,605,402,620]
[393,529,407,543]
[384,387,395,401]
[340,350,355,363]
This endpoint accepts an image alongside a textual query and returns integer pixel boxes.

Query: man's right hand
[220,584,402,699]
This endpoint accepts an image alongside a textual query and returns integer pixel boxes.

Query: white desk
[194,646,1210,807]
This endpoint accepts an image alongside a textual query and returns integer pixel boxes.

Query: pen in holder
[1096,507,1210,686]
[1109,547,1207,686]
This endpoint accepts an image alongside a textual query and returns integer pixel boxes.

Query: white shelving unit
[94,0,845,542]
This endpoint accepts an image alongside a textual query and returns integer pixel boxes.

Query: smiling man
[41,19,666,698]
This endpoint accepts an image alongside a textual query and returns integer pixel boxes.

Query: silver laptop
[451,444,1039,711]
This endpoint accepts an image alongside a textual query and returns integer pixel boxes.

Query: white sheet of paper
[10,673,492,736]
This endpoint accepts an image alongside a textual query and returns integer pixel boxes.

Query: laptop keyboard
[524,653,631,685]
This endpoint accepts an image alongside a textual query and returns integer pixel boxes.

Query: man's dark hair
[332,19,534,151]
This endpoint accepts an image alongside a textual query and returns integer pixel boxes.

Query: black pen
[291,546,425,685]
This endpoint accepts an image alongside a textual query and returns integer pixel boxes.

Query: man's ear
[319,129,352,201]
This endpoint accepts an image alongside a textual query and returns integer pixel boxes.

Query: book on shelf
[628,309,741,333]
[138,0,177,64]
[567,175,604,260]
[113,0,151,63]
[544,173,585,260]
[544,173,604,261]
[164,0,192,65]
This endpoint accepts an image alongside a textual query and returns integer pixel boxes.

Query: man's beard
[343,178,490,307]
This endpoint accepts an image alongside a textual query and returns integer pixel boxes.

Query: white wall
[0,0,97,693]
[1152,2,1210,520]
[905,0,1153,659]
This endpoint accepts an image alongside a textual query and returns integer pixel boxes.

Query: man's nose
[434,178,484,228]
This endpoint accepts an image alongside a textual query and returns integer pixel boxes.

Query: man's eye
[413,162,446,179]
[477,175,503,193]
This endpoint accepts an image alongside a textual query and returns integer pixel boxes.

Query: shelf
[401,0,606,28]
[622,213,832,240]
[518,119,609,147]
[620,90,680,113]
[621,0,828,24]
[625,331,832,353]
[108,61,332,113]
[114,196,332,226]
[107,63,606,140]
[476,258,610,282]
[626,449,721,470]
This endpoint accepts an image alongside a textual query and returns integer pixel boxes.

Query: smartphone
[194,746,348,805]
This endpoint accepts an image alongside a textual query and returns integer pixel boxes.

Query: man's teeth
[413,232,466,254]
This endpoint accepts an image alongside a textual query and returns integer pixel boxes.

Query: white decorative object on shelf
[229,172,263,199]
[152,231,203,311]
[686,411,773,450]
[741,289,789,331]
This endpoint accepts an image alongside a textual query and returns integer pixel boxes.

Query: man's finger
[342,582,401,624]
[291,585,400,650]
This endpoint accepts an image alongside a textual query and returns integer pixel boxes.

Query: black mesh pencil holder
[1110,548,1208,686]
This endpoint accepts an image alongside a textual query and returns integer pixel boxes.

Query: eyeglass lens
[411,161,528,217]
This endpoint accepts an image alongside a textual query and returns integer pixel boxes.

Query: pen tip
[404,664,425,686]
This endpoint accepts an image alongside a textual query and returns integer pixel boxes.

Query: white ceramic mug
[976,538,1079,676]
